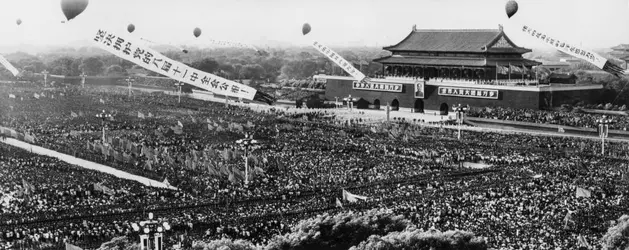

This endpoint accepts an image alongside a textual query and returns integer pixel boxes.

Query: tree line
[0,47,390,85]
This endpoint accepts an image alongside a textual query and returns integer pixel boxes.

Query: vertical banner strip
[311,40,366,82]
[92,29,257,100]
[511,21,624,76]
[0,55,20,77]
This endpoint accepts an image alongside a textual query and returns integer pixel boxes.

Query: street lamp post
[344,95,355,111]
[452,104,470,140]
[174,81,184,104]
[131,213,171,250]
[597,115,612,155]
[95,110,113,142]
[126,76,136,97]
[42,70,49,87]
[236,133,260,186]
[80,72,87,88]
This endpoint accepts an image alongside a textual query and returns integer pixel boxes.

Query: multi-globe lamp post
[95,110,113,142]
[80,72,87,88]
[126,76,136,97]
[42,70,49,87]
[236,133,260,186]
[597,115,612,155]
[131,213,171,250]
[452,104,470,140]
[174,81,184,104]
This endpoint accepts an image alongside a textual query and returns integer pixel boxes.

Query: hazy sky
[0,0,627,50]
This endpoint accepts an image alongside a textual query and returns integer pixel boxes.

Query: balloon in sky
[302,23,311,35]
[60,0,90,21]
[127,24,135,33]
[505,0,518,18]
[193,27,202,38]
[16,19,22,25]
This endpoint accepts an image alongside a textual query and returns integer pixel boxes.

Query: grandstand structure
[320,25,603,114]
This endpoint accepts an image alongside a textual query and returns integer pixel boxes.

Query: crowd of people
[468,106,629,130]
[0,81,628,249]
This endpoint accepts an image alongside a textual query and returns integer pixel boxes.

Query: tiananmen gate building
[319,25,602,114]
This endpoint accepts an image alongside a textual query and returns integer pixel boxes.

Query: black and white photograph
[1,0,629,249]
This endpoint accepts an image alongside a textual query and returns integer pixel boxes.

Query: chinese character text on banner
[92,29,257,100]
[312,41,366,82]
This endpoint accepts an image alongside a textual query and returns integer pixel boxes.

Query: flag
[336,198,343,208]
[138,112,145,119]
[558,127,565,133]
[577,234,592,249]
[342,189,367,203]
[509,64,522,73]
[65,242,83,250]
[576,187,591,198]
[228,172,237,184]
[34,93,40,99]
[94,183,114,195]
[24,133,35,143]
[99,98,105,104]
[171,126,183,135]
[496,65,508,74]
[71,111,78,118]
[177,121,184,128]
[22,179,34,195]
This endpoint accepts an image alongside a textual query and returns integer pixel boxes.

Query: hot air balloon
[302,23,311,35]
[193,27,202,38]
[505,0,518,18]
[61,0,90,21]
[16,19,22,25]
[127,24,135,33]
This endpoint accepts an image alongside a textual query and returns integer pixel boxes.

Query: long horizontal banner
[438,87,498,99]
[512,21,624,77]
[0,55,19,77]
[353,81,402,92]
[520,25,606,69]
[313,41,366,82]
[208,39,258,51]
[92,29,257,100]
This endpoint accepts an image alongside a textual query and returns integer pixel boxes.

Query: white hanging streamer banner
[311,41,366,82]
[140,38,188,53]
[207,39,259,51]
[92,29,257,100]
[0,55,20,77]
[506,20,624,76]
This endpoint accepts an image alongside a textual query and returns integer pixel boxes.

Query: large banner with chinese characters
[509,21,623,76]
[519,25,606,69]
[92,29,257,100]
[312,41,366,82]
[438,87,498,99]
[352,81,402,92]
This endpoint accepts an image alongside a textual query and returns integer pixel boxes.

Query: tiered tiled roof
[383,28,531,54]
